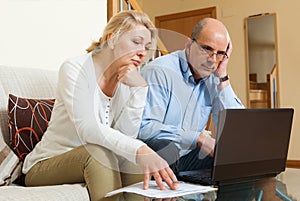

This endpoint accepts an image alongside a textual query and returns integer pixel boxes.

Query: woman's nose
[137,48,147,57]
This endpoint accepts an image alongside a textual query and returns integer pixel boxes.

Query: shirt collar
[178,50,192,81]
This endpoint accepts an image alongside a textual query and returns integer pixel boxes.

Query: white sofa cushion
[0,65,58,146]
[0,138,21,186]
[0,184,89,201]
[0,65,89,200]
[0,65,58,186]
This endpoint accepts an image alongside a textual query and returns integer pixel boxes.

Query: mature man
[139,18,244,173]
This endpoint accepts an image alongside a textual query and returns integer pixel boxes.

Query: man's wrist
[214,74,229,86]
[219,75,229,82]
[202,130,212,136]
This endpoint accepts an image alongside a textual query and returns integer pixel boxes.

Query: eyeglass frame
[192,39,228,62]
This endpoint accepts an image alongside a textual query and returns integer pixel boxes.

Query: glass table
[115,168,299,201]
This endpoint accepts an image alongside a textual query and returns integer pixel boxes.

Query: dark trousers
[146,139,213,174]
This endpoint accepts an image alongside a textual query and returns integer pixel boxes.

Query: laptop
[177,108,294,186]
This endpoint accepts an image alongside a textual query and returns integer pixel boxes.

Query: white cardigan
[23,53,147,173]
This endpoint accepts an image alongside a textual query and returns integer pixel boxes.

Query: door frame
[155,7,216,32]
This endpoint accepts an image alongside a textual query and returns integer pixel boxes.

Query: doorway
[155,7,216,52]
[155,7,216,131]
[244,13,280,108]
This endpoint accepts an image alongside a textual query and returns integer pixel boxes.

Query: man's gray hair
[191,18,210,40]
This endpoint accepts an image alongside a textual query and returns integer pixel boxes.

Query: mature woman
[23,10,178,201]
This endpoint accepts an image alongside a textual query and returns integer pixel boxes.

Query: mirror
[244,13,280,108]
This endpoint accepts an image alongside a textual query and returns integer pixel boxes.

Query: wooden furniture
[248,64,278,108]
[249,89,269,108]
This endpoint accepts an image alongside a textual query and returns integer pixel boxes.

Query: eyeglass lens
[193,39,227,62]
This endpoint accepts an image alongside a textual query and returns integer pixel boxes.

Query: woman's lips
[132,59,141,66]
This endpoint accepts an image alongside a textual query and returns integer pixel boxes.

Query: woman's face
[111,25,152,68]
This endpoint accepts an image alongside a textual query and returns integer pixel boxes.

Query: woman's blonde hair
[86,10,157,60]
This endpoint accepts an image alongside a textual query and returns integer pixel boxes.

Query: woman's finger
[143,173,150,190]
[152,172,166,190]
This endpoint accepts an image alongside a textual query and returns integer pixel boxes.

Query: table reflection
[116,169,298,201]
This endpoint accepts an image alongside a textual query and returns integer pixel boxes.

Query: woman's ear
[107,33,114,49]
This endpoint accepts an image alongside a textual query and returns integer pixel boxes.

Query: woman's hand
[144,197,177,201]
[136,145,179,191]
[118,65,147,87]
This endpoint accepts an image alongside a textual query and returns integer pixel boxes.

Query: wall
[0,0,107,70]
[1,0,299,160]
[249,45,276,83]
[248,15,276,83]
[137,0,300,160]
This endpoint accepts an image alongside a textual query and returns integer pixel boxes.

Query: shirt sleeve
[205,75,245,126]
[139,67,199,149]
[58,61,145,164]
[113,86,148,138]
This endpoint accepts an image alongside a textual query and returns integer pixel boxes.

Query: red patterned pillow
[7,94,55,161]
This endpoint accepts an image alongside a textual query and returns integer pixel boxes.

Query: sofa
[0,65,90,200]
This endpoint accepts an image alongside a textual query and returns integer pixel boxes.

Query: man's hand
[197,132,215,158]
[136,145,179,191]
[214,40,233,78]
[118,65,147,87]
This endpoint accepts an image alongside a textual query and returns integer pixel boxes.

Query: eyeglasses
[192,39,228,62]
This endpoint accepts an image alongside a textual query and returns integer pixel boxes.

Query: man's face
[186,27,228,81]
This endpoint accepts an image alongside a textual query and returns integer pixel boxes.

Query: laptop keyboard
[177,169,213,185]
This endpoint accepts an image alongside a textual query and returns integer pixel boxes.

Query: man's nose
[208,52,218,63]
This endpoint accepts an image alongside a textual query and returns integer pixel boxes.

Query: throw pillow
[7,94,55,161]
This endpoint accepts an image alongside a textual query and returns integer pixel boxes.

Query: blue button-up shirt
[139,50,244,155]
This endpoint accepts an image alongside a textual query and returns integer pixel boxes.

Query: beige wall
[137,0,300,160]
[0,0,106,70]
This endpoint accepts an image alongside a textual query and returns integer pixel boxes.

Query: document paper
[105,181,217,199]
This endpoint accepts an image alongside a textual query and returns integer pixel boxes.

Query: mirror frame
[244,13,280,108]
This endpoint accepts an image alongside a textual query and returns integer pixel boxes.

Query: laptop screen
[212,108,294,184]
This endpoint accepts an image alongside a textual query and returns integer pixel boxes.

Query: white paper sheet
[105,181,217,199]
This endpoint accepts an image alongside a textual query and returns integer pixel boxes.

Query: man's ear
[185,38,193,56]
[185,38,193,50]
